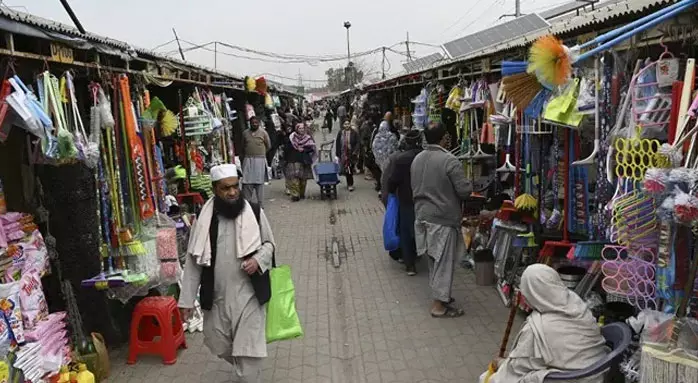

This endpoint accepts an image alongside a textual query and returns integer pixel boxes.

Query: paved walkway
[108,127,516,383]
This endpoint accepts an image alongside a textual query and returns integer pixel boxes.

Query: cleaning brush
[159,108,178,137]
[527,35,572,87]
[502,73,542,110]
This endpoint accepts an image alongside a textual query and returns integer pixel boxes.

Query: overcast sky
[10,0,570,87]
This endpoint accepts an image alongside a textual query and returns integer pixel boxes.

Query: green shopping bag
[265,265,303,343]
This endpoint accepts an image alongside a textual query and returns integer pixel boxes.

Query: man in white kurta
[178,164,275,383]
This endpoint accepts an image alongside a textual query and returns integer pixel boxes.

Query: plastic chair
[544,322,632,381]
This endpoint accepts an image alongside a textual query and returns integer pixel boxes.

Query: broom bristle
[160,110,178,136]
[502,73,542,110]
[527,35,571,86]
[121,240,146,256]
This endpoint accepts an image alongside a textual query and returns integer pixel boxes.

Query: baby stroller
[314,141,340,200]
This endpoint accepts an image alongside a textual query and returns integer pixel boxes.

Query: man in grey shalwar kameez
[241,116,271,207]
[179,164,276,383]
[410,122,471,318]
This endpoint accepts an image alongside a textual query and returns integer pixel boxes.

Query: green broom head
[124,271,148,285]
[141,97,166,130]
[120,240,146,256]
[57,128,78,160]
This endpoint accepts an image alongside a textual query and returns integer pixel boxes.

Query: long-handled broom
[483,291,522,383]
[540,127,574,263]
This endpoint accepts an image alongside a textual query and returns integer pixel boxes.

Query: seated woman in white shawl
[480,264,608,383]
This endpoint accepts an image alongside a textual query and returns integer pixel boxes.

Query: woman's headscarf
[290,123,315,152]
[372,120,399,169]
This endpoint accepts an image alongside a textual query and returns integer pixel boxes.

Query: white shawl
[186,198,262,266]
[486,264,607,383]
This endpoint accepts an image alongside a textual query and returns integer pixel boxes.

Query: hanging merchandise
[119,75,154,221]
[7,75,55,158]
[179,95,214,137]
[411,88,428,129]
[514,127,537,212]
[543,78,584,128]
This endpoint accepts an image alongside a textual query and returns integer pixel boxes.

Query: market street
[106,127,517,383]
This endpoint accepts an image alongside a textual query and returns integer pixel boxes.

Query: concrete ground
[107,125,517,383]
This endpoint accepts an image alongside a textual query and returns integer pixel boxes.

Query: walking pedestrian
[387,130,423,276]
[411,122,471,318]
[285,123,316,201]
[337,103,347,127]
[179,164,276,383]
[324,108,334,133]
[241,116,270,207]
[372,112,399,193]
[335,120,359,192]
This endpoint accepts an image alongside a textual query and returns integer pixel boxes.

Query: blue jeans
[398,204,417,268]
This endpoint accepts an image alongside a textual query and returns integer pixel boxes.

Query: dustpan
[543,78,584,128]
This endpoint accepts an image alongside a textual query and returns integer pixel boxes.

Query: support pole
[172,28,185,61]
[59,0,86,34]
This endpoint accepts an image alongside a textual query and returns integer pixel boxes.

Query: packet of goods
[41,329,68,357]
[0,281,24,344]
[0,312,11,354]
[25,312,66,342]
[0,212,23,225]
[7,230,49,277]
[20,269,48,329]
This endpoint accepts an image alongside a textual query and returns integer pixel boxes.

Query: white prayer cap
[210,164,238,182]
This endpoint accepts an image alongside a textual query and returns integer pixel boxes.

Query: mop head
[502,73,542,110]
[527,35,571,87]
[514,193,538,211]
[57,129,78,160]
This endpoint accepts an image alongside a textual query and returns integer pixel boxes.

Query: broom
[514,127,537,212]
[540,128,574,263]
[639,233,698,382]
[483,291,522,383]
[523,1,697,93]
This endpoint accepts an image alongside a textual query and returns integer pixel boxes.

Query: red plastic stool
[127,296,187,365]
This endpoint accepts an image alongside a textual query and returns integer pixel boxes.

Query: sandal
[431,306,464,318]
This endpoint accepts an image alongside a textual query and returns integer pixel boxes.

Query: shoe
[348,186,354,192]
[406,266,417,276]
[291,196,300,202]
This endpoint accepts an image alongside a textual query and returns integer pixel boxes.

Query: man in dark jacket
[386,130,423,276]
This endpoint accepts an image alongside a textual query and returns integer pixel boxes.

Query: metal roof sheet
[403,52,444,72]
[0,6,244,81]
[443,13,550,59]
[367,0,674,89]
